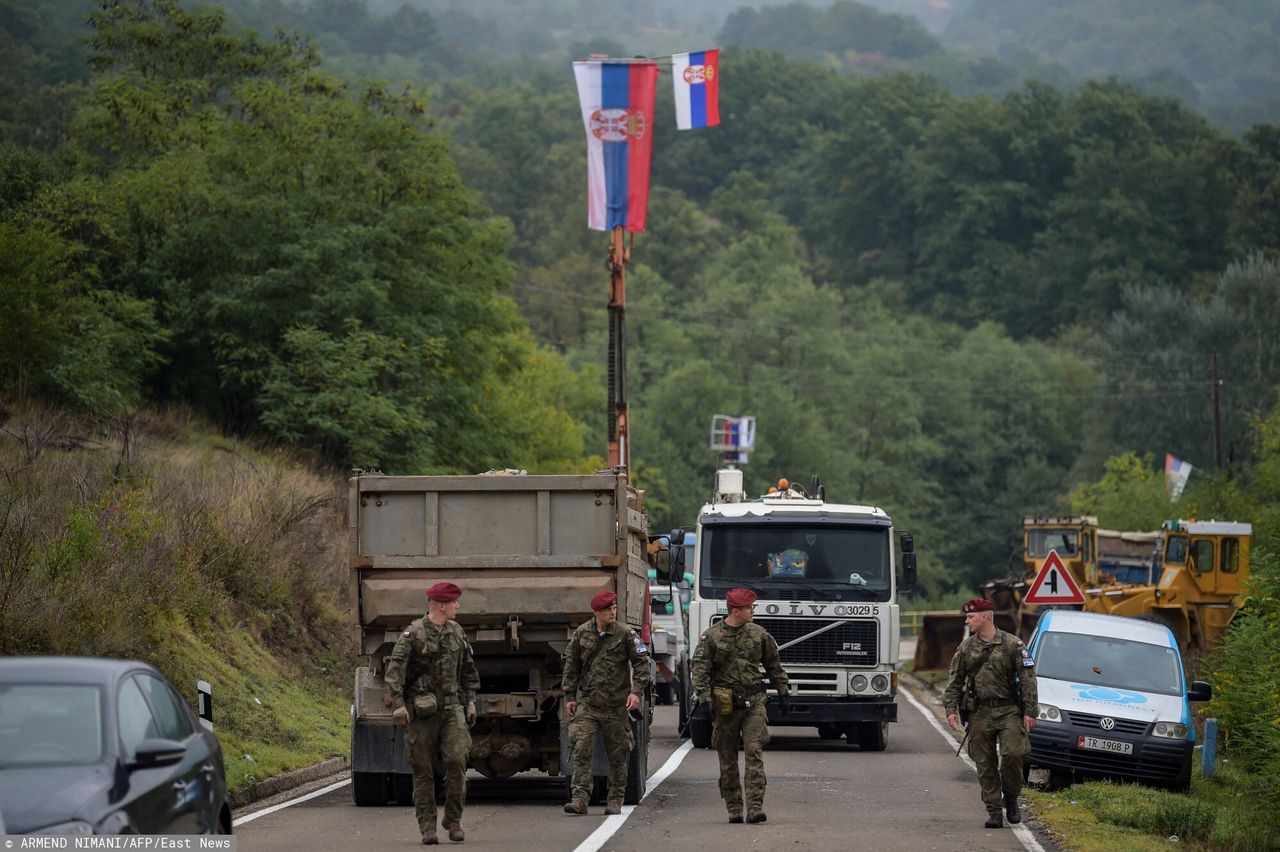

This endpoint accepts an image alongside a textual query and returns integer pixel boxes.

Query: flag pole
[607,226,630,475]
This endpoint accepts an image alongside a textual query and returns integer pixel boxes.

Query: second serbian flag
[672,49,720,130]
[573,59,658,232]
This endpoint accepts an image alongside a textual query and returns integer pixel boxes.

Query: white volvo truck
[683,470,917,750]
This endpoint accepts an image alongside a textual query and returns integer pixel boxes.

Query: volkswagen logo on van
[1100,717,1116,731]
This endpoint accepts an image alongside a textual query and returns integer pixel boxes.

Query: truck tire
[392,773,414,805]
[856,721,888,751]
[690,714,713,749]
[676,667,692,737]
[623,712,650,805]
[351,771,390,806]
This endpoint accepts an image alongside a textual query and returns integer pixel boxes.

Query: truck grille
[755,618,878,667]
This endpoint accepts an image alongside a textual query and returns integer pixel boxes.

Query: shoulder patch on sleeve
[633,635,649,654]
[401,629,412,638]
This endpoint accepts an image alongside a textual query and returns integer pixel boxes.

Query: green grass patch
[1026,762,1280,851]
[154,612,349,793]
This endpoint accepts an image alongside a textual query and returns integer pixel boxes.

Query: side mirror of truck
[1188,680,1212,702]
[654,547,672,584]
[901,552,918,587]
[670,528,685,546]
[900,530,914,553]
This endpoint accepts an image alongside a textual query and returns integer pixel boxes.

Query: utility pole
[1212,351,1222,470]
[607,226,630,474]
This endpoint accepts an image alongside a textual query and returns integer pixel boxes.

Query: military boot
[727,811,743,824]
[604,801,622,815]
[746,810,767,824]
[563,799,587,815]
[421,828,439,845]
[445,822,465,842]
[1005,796,1022,824]
[985,812,1004,829]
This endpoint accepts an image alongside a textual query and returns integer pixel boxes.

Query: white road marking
[572,740,696,852]
[900,684,1047,852]
[233,778,351,826]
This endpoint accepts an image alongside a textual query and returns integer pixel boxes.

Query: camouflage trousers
[713,696,771,813]
[966,705,1029,814]
[569,705,634,804]
[405,704,472,833]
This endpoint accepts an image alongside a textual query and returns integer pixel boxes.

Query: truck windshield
[1027,528,1079,557]
[1035,632,1183,696]
[699,523,891,602]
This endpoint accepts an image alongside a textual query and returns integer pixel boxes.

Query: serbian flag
[573,60,658,232]
[1165,454,1193,502]
[672,49,720,130]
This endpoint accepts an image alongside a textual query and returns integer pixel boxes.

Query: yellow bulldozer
[911,516,1251,670]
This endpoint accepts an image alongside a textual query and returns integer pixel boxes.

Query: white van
[1026,610,1211,791]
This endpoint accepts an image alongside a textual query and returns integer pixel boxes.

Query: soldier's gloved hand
[776,695,790,717]
[392,706,409,727]
[465,701,477,728]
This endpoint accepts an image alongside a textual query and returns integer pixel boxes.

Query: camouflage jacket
[691,620,789,701]
[562,620,652,710]
[385,616,480,713]
[942,629,1038,717]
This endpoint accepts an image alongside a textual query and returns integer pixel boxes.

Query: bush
[1207,548,1280,822]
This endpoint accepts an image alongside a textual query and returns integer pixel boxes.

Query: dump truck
[684,471,917,750]
[348,470,654,806]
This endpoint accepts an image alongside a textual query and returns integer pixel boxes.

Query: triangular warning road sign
[1024,549,1087,605]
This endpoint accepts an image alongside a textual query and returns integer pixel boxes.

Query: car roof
[0,656,157,684]
[1036,610,1175,646]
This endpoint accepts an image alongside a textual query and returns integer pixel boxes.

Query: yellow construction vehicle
[911,517,1247,669]
[1084,519,1251,651]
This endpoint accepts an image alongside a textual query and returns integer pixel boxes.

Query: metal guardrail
[900,610,956,636]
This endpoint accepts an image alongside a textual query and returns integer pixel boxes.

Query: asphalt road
[236,673,1049,852]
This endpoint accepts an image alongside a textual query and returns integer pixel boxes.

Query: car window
[137,675,192,741]
[117,677,160,760]
[0,684,103,767]
[1034,631,1183,696]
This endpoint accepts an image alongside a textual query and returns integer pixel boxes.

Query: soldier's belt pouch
[413,694,439,717]
[712,686,735,717]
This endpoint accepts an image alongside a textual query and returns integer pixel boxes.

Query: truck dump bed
[349,471,649,654]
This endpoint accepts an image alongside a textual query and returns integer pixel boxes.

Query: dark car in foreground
[0,657,232,835]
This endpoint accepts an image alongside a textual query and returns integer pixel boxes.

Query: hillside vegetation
[0,403,350,792]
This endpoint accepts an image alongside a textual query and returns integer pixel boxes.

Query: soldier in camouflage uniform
[386,582,481,845]
[691,587,789,825]
[562,589,652,816]
[943,598,1039,829]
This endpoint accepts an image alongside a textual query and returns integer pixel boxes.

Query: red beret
[725,588,757,608]
[962,598,993,613]
[426,582,462,602]
[591,590,618,611]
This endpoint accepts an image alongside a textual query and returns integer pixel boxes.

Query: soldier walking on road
[943,598,1039,829]
[562,590,652,816]
[691,587,789,825]
[386,582,481,845]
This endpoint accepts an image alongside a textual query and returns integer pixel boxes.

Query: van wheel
[1047,769,1072,791]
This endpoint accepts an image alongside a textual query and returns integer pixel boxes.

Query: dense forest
[6,0,1280,596]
